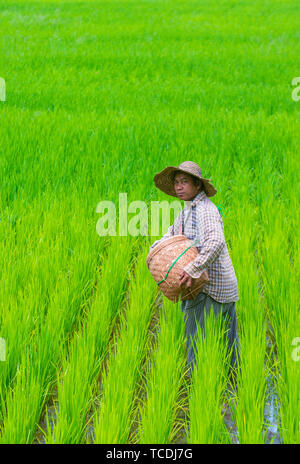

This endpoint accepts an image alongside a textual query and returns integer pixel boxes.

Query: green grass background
[0,0,299,444]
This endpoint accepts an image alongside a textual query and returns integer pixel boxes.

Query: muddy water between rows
[36,374,281,444]
[36,311,282,444]
[222,373,281,444]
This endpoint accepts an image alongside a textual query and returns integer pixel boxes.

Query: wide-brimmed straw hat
[153,161,217,198]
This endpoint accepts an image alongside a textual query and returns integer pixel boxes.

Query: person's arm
[183,207,225,278]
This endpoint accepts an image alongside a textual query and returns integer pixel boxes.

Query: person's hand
[179,270,193,289]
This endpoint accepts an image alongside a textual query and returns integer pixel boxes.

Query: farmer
[149,161,240,388]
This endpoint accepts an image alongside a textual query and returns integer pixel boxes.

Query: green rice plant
[227,200,268,444]
[136,297,186,444]
[277,252,300,445]
[91,245,157,444]
[274,317,300,444]
[0,356,45,444]
[186,305,232,444]
[0,227,105,442]
[0,214,59,411]
[0,0,299,445]
[229,321,268,444]
[0,198,98,418]
[43,236,135,444]
[0,196,105,441]
[0,276,69,443]
[258,197,300,444]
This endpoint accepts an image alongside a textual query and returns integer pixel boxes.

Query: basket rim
[147,235,194,265]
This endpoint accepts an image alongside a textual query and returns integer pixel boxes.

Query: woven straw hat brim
[153,166,217,198]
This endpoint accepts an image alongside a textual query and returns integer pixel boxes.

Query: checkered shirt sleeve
[183,207,225,276]
[149,192,239,303]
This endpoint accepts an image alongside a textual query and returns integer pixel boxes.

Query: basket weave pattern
[146,235,209,302]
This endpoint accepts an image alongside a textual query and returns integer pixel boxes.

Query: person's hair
[172,171,202,190]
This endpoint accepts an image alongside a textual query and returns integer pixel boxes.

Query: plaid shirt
[149,190,239,303]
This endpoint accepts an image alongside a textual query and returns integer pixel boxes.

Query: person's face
[174,172,202,201]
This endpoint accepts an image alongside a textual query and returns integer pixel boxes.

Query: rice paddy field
[0,0,299,445]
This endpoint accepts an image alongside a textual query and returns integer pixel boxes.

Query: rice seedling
[227,197,268,444]
[186,305,232,444]
[258,195,300,444]
[0,274,71,443]
[91,245,157,444]
[43,236,135,443]
[0,0,299,445]
[0,356,45,444]
[0,198,108,442]
[0,197,101,432]
[135,297,186,444]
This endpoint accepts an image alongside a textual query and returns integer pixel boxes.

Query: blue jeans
[180,292,240,383]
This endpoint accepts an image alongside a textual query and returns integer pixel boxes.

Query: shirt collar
[185,190,206,209]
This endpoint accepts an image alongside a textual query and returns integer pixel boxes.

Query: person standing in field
[149,161,240,387]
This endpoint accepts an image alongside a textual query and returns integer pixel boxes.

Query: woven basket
[146,235,210,302]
